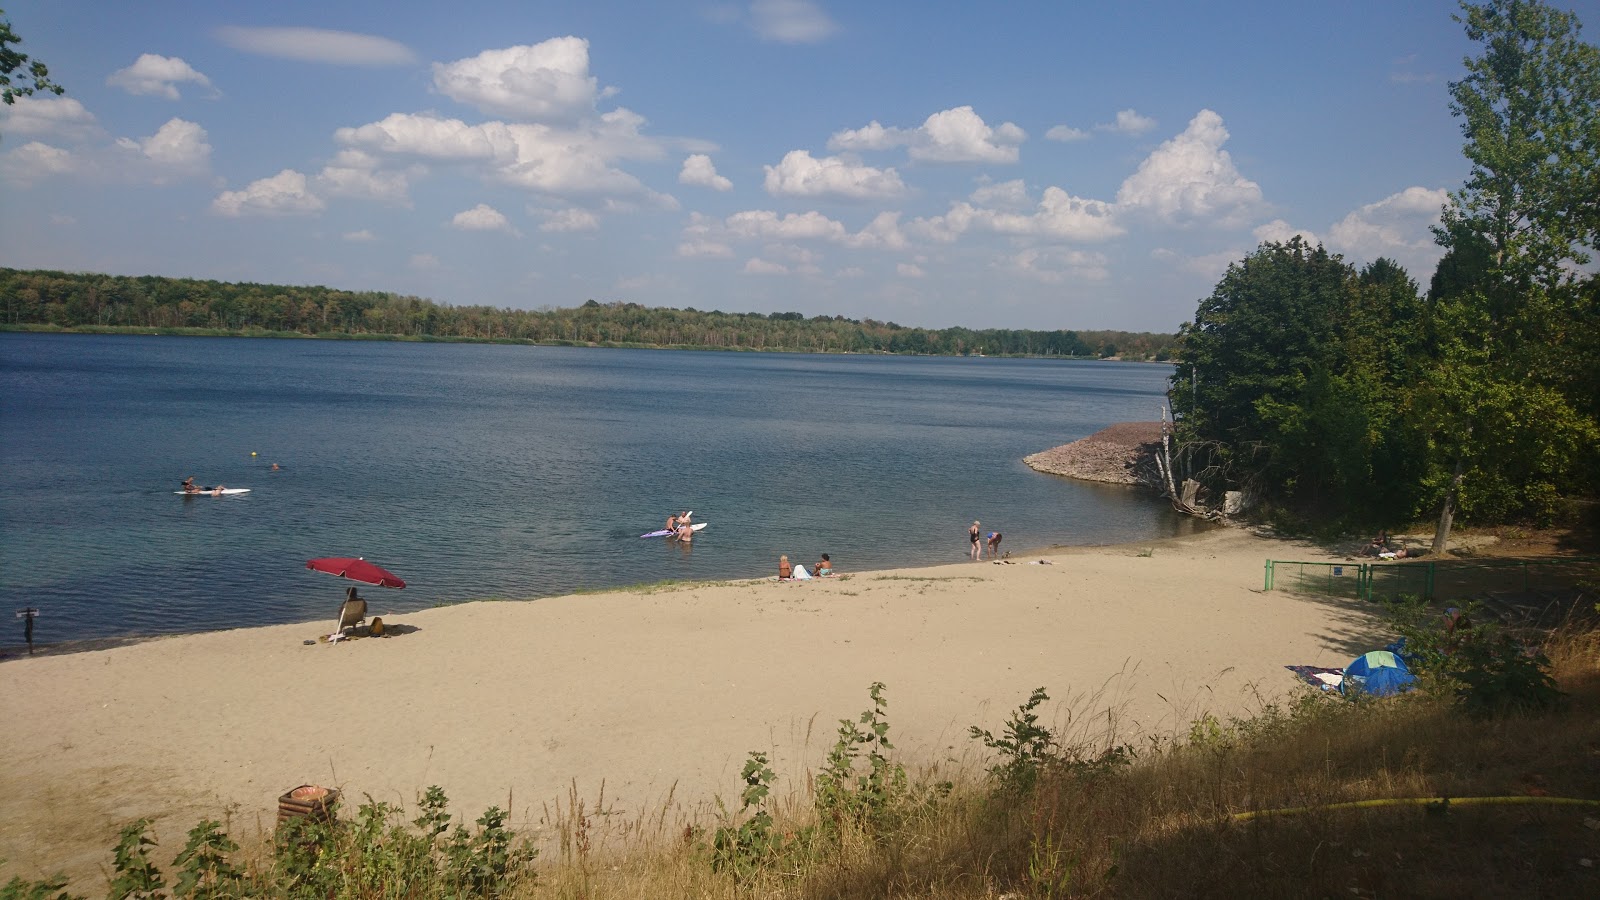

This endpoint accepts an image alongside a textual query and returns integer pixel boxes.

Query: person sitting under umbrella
[336,586,368,635]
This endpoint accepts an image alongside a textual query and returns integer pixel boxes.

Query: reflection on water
[0,333,1185,646]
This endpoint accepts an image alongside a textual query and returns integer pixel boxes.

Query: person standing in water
[986,531,1003,559]
[969,520,982,561]
[674,510,693,543]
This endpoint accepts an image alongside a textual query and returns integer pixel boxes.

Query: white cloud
[750,0,840,43]
[679,153,733,191]
[1115,109,1262,225]
[1045,124,1090,142]
[343,230,376,241]
[763,150,905,199]
[117,118,211,170]
[1327,186,1449,268]
[829,106,1025,164]
[317,149,412,204]
[335,110,664,199]
[912,187,1123,243]
[1097,109,1157,136]
[743,257,789,274]
[999,247,1110,283]
[106,54,215,99]
[1,141,77,183]
[970,179,1031,210]
[836,266,865,278]
[450,203,518,234]
[1253,219,1321,248]
[727,209,850,242]
[0,96,100,140]
[433,37,600,121]
[678,239,735,258]
[540,208,600,232]
[897,262,926,278]
[215,26,416,66]
[212,169,325,217]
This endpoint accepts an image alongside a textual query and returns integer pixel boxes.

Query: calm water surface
[0,333,1193,648]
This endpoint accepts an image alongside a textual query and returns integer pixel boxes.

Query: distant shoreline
[0,324,1158,361]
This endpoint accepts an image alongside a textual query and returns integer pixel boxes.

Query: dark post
[17,607,39,655]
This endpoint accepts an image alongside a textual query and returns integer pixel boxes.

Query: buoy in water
[251,451,257,456]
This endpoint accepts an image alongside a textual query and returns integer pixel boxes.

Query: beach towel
[1285,665,1344,692]
[793,564,812,580]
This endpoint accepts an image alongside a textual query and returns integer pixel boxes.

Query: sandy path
[0,527,1382,885]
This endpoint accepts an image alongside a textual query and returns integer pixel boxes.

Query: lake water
[0,333,1193,648]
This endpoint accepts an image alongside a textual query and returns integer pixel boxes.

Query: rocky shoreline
[1024,421,1164,488]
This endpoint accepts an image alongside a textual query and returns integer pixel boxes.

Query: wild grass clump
[8,612,1599,899]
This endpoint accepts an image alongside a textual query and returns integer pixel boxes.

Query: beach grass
[11,614,1598,899]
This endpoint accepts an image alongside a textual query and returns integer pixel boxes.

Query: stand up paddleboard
[641,522,707,538]
[174,488,252,496]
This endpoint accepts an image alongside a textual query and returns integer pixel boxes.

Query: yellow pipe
[1232,795,1600,821]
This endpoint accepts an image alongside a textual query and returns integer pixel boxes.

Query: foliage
[1386,597,1564,714]
[0,7,63,107]
[108,820,166,900]
[709,751,783,881]
[0,873,81,900]
[813,682,907,838]
[0,267,1177,360]
[969,687,1058,795]
[170,821,242,900]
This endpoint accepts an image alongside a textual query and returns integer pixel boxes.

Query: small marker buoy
[251,451,257,456]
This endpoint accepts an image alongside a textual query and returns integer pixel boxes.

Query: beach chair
[336,596,368,635]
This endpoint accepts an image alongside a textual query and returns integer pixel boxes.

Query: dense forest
[1171,0,1599,543]
[0,267,1176,360]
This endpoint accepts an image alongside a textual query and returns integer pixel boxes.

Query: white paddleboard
[641,522,707,538]
[175,488,252,495]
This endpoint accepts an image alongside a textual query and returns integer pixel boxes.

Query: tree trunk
[1432,454,1466,555]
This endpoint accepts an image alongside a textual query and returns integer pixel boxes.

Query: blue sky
[0,1,1507,331]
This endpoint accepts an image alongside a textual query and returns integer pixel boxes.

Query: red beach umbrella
[305,557,406,589]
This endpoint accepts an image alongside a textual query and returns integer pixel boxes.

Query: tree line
[0,267,1176,359]
[1171,0,1599,545]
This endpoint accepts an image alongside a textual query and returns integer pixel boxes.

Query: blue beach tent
[1341,650,1417,698]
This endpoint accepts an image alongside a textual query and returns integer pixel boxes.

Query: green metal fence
[1264,557,1600,602]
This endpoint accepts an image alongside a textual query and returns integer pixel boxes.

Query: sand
[0,527,1385,885]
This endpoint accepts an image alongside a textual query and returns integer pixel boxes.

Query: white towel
[793,564,812,580]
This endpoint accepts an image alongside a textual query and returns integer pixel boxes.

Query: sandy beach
[0,527,1383,885]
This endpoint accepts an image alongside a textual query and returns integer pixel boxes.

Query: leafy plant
[170,821,242,900]
[970,687,1057,795]
[1386,597,1563,715]
[814,682,907,838]
[710,751,782,880]
[108,820,166,900]
[0,873,82,900]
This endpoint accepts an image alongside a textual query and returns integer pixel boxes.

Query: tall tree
[0,7,63,108]
[1425,0,1600,552]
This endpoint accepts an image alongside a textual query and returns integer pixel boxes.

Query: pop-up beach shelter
[1341,650,1417,698]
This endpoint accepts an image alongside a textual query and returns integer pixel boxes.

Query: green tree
[1423,0,1600,550]
[1,8,63,107]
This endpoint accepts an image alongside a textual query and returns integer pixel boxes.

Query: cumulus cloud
[896,262,926,278]
[763,150,905,199]
[450,203,518,234]
[1045,124,1090,142]
[215,26,416,66]
[743,257,789,274]
[912,186,1123,243]
[1253,218,1321,248]
[750,0,840,43]
[540,208,600,232]
[1,141,77,183]
[1097,109,1157,136]
[970,179,1032,210]
[212,169,325,217]
[678,239,735,258]
[999,247,1110,283]
[1115,109,1262,225]
[433,37,601,121]
[335,110,663,198]
[679,153,733,190]
[107,54,216,99]
[115,117,212,173]
[1327,186,1449,268]
[0,96,100,140]
[829,106,1025,164]
[317,149,413,204]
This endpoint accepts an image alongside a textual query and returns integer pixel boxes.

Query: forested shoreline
[0,267,1175,359]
